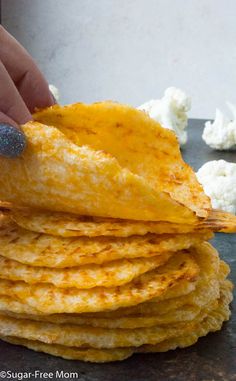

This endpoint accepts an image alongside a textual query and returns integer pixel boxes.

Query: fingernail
[0,123,26,158]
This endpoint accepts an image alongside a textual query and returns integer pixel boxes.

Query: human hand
[0,26,55,157]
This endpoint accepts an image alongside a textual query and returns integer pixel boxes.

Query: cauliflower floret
[49,84,60,102]
[202,102,236,150]
[196,160,236,213]
[138,87,191,146]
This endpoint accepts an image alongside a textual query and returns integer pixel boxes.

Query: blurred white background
[2,0,236,118]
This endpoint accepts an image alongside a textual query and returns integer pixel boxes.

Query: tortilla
[0,252,199,314]
[0,214,210,267]
[0,281,231,362]
[0,253,173,289]
[8,207,236,238]
[0,281,231,349]
[0,102,210,222]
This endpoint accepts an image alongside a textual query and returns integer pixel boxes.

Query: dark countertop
[0,119,235,381]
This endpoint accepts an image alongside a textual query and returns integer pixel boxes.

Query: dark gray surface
[0,119,235,381]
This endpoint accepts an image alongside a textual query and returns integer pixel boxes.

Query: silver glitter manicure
[0,124,26,158]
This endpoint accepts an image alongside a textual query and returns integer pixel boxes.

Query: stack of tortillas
[0,102,234,362]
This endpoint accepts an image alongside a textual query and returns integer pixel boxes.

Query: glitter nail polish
[0,123,26,158]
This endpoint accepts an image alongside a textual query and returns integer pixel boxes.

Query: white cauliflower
[202,102,236,150]
[49,84,60,102]
[196,160,236,214]
[138,87,191,146]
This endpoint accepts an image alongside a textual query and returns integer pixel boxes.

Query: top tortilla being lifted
[0,102,210,223]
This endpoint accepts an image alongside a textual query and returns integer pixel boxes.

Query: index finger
[0,26,55,113]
